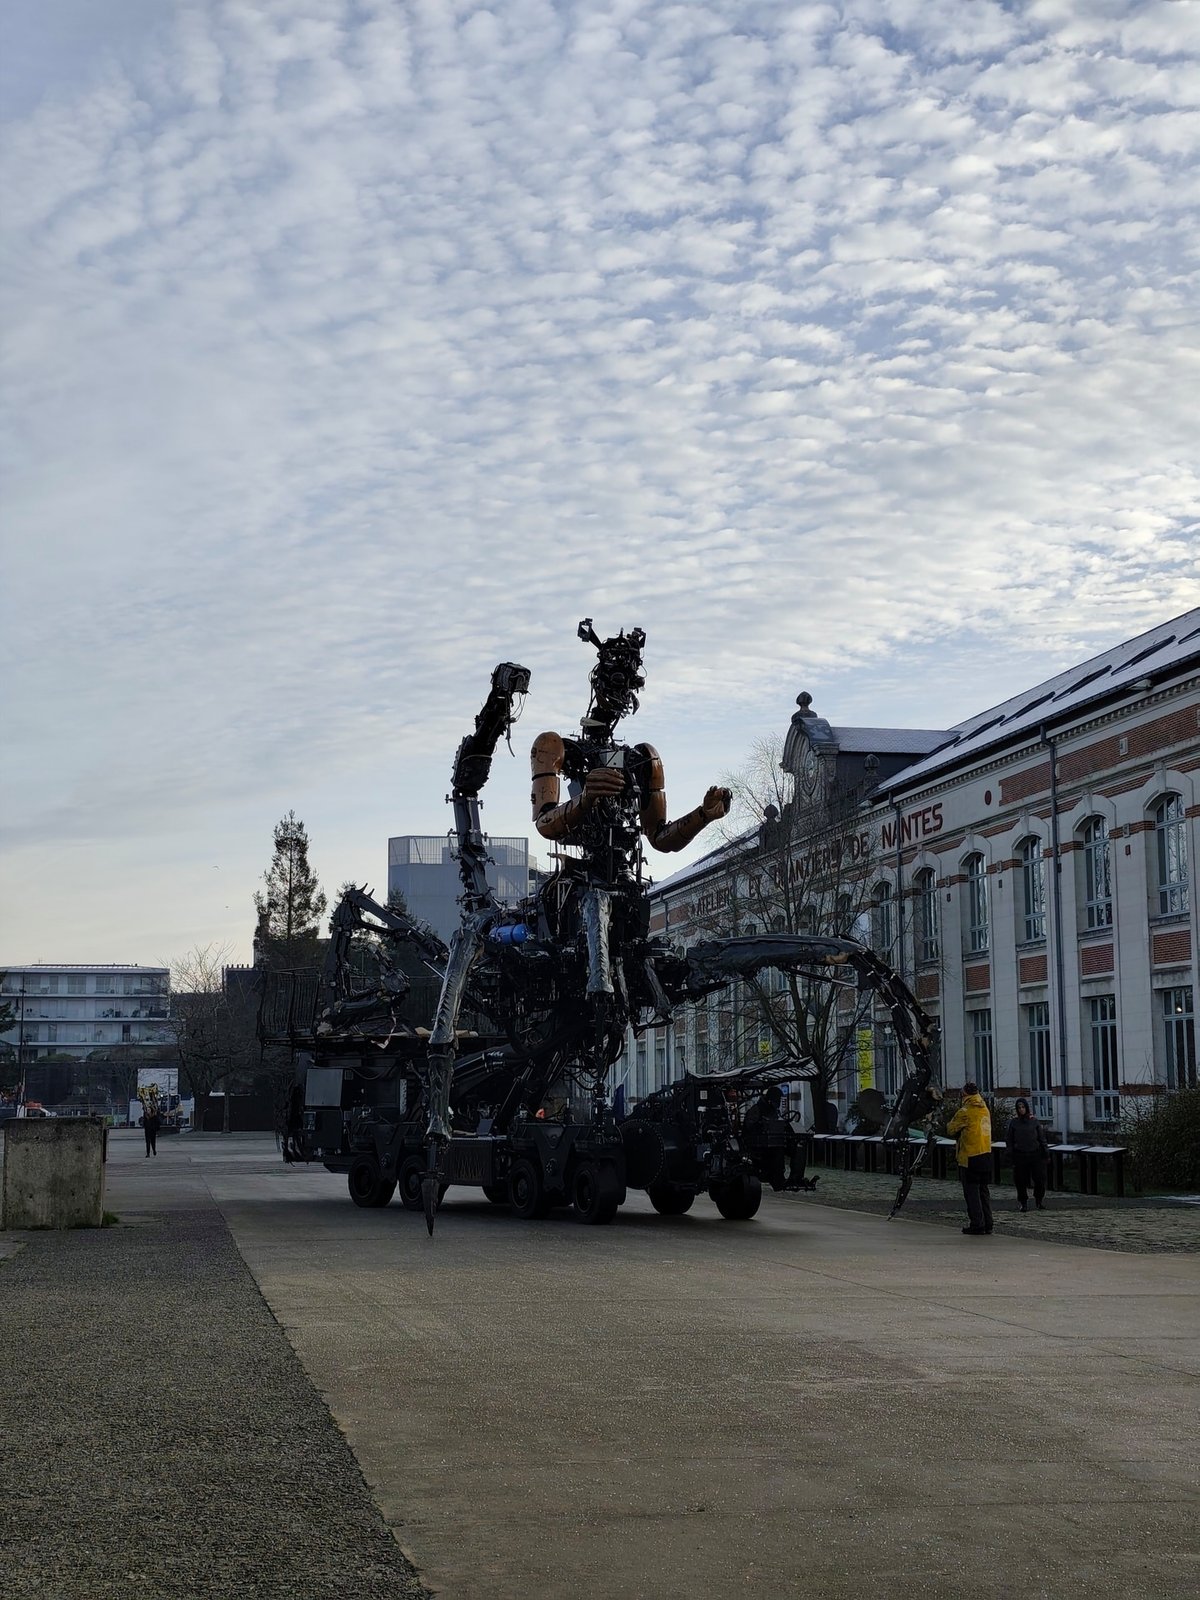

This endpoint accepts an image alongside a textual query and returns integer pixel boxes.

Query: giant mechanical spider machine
[269,622,940,1233]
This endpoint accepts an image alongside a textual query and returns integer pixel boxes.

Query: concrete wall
[2,1118,106,1229]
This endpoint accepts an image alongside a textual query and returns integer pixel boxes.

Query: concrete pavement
[0,1132,425,1600]
[3,1131,1198,1599]
[196,1136,1200,1600]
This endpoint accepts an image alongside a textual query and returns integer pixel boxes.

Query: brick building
[632,608,1200,1135]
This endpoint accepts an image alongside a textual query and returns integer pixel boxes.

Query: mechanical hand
[582,767,627,804]
[701,786,732,821]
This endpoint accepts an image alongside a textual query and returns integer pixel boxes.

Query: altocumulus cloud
[2,0,1199,884]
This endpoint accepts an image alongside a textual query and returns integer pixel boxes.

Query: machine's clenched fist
[701,785,732,821]
[582,766,628,803]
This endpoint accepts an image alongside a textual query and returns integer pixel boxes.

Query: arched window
[964,853,989,953]
[1155,795,1189,915]
[1080,816,1112,929]
[1019,837,1046,943]
[873,881,893,953]
[915,868,939,964]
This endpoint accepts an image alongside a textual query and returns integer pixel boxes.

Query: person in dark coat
[1006,1097,1049,1211]
[742,1085,807,1187]
[143,1108,161,1157]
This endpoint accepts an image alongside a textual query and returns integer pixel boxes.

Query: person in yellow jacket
[946,1080,993,1235]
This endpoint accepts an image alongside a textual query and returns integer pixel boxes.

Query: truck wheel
[647,1183,695,1216]
[573,1161,621,1224]
[398,1156,446,1212]
[348,1157,396,1209]
[709,1173,762,1221]
[482,1183,509,1205]
[510,1158,549,1220]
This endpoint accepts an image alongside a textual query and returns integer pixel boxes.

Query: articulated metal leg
[581,886,616,1065]
[423,914,486,1234]
[581,888,614,997]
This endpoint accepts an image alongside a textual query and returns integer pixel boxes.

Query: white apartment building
[0,964,170,1062]
[633,608,1200,1136]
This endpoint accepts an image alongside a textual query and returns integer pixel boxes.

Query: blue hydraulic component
[489,923,530,945]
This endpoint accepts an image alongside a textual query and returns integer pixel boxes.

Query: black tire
[572,1161,621,1224]
[482,1182,509,1205]
[709,1173,762,1221]
[647,1183,695,1216]
[397,1156,445,1212]
[510,1157,549,1220]
[348,1156,396,1209]
[397,1155,424,1211]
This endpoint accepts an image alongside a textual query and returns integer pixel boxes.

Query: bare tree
[682,736,882,1128]
[167,943,259,1133]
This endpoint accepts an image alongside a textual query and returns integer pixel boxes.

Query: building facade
[635,609,1200,1136]
[387,834,534,942]
[0,963,171,1115]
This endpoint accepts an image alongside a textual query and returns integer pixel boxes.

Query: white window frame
[969,1009,994,1093]
[915,868,939,965]
[1089,994,1119,1122]
[1081,816,1113,930]
[876,1027,899,1098]
[1155,794,1189,916]
[1023,1001,1053,1121]
[1019,837,1046,944]
[965,854,989,954]
[1161,986,1197,1090]
[873,882,893,955]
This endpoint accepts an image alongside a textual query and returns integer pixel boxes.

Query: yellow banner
[856,1027,874,1091]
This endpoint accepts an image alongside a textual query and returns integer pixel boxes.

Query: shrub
[1122,1088,1200,1193]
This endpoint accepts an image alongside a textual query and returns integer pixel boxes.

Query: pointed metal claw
[422,1171,439,1236]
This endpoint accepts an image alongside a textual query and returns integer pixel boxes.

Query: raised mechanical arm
[450,662,532,909]
[423,662,531,1232]
[662,932,940,1215]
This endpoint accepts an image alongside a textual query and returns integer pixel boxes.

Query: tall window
[1162,987,1197,1089]
[965,854,989,953]
[1155,795,1189,915]
[876,1028,899,1098]
[873,882,894,954]
[1089,995,1119,1122]
[1081,817,1113,929]
[915,868,939,965]
[635,1037,647,1098]
[970,1009,994,1093]
[1024,1001,1052,1121]
[1020,837,1046,943]
[653,1034,666,1091]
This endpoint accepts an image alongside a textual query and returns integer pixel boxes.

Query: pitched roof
[878,605,1200,795]
[829,726,948,756]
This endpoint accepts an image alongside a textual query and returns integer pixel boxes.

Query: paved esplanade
[7,1134,1200,1599]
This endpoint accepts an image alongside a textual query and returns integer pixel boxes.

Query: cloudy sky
[2,0,1199,967]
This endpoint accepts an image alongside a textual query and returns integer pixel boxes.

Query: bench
[1045,1143,1090,1193]
[1078,1144,1127,1199]
[807,1134,1128,1199]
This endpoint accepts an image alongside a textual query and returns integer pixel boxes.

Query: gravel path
[0,1204,427,1600]
[797,1165,1200,1252]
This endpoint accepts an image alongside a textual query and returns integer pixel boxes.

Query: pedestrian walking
[947,1080,993,1236]
[143,1108,161,1157]
[1006,1096,1049,1211]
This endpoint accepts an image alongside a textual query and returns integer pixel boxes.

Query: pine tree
[254,811,328,968]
